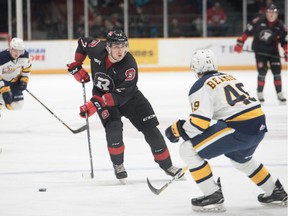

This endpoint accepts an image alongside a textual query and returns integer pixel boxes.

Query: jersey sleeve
[21,51,32,77]
[182,79,214,139]
[75,37,101,62]
[278,21,287,48]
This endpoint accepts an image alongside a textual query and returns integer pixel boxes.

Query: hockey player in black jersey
[234,3,287,104]
[67,29,183,183]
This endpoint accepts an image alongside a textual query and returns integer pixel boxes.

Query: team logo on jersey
[2,65,20,74]
[125,68,136,81]
[89,40,100,47]
[94,58,101,65]
[101,110,110,119]
[259,30,272,41]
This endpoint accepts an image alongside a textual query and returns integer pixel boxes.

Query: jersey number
[224,83,256,106]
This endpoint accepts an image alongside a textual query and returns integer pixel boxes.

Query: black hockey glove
[17,76,29,90]
[165,120,189,143]
[0,86,13,110]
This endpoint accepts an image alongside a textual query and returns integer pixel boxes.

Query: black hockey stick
[147,166,188,195]
[81,82,94,179]
[25,89,87,134]
[242,49,285,59]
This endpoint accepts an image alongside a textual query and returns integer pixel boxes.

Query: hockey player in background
[67,29,183,183]
[165,49,287,212]
[234,3,287,104]
[0,37,32,117]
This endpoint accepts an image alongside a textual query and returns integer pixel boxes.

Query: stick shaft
[242,49,285,59]
[81,82,94,178]
[25,89,86,134]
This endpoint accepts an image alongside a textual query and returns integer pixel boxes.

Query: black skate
[258,179,287,206]
[113,164,128,184]
[191,178,226,212]
[257,92,264,103]
[165,166,185,179]
[277,92,286,105]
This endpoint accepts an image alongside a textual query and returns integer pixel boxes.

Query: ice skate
[113,164,128,184]
[257,92,265,103]
[258,179,287,206]
[165,166,185,179]
[277,92,286,105]
[191,178,226,213]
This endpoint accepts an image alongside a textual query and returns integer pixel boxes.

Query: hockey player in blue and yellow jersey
[165,49,287,212]
[0,37,31,116]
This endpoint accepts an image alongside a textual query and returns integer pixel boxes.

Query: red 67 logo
[101,110,110,119]
[125,68,136,81]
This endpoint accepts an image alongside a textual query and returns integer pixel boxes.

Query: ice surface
[0,71,287,216]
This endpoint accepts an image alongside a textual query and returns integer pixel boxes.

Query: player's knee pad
[142,127,162,141]
[270,61,281,73]
[179,141,204,169]
[105,120,123,131]
[273,74,281,80]
[230,158,261,175]
[105,120,123,141]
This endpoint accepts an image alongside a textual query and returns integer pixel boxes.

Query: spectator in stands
[74,15,85,39]
[130,6,149,37]
[247,0,263,21]
[130,0,150,7]
[169,18,181,37]
[90,15,107,38]
[207,2,228,36]
[52,14,67,39]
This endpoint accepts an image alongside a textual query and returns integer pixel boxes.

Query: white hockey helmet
[10,37,25,50]
[190,49,217,76]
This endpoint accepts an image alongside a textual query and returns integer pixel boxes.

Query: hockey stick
[81,82,94,179]
[146,166,188,195]
[25,89,87,134]
[242,49,285,59]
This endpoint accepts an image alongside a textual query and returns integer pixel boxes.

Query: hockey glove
[165,120,189,143]
[79,95,105,118]
[0,86,13,110]
[17,76,29,90]
[67,62,90,83]
[284,45,288,62]
[234,39,244,53]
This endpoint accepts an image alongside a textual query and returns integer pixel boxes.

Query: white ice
[0,71,287,216]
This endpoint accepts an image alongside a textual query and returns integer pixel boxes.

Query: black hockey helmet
[266,3,278,13]
[106,29,128,47]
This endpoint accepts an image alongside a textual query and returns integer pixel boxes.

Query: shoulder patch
[125,68,136,81]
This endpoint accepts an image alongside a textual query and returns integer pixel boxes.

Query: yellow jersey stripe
[226,107,264,122]
[194,127,234,151]
[190,116,210,130]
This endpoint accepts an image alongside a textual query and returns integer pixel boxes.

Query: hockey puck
[38,188,47,192]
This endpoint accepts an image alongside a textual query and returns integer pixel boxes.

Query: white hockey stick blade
[147,167,188,195]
